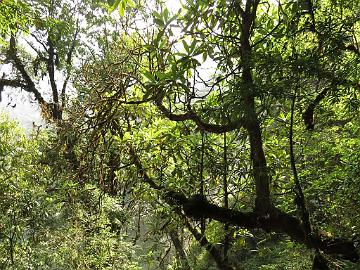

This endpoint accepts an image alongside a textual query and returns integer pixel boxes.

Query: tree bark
[239,1,271,211]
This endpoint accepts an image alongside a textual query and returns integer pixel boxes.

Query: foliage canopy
[0,0,359,269]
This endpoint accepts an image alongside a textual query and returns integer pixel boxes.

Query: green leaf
[119,0,125,17]
[143,70,155,81]
[189,40,197,53]
[154,18,164,26]
[153,11,161,18]
[108,0,120,13]
[127,0,135,8]
[107,0,115,6]
[182,40,189,53]
[123,132,131,141]
[163,8,169,20]
[202,51,208,61]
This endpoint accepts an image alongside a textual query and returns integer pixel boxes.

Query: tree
[0,0,114,121]
[70,0,359,268]
[1,0,358,268]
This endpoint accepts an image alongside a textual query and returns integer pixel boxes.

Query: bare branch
[7,36,46,104]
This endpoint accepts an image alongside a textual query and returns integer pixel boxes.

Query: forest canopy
[0,0,359,269]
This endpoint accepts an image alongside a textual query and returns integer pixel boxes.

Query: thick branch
[155,101,243,134]
[8,36,46,104]
[46,36,60,107]
[0,78,27,89]
[0,78,26,102]
[165,193,359,262]
[42,34,62,121]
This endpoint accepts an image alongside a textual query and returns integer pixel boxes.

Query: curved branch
[303,73,359,131]
[155,101,244,134]
[303,88,328,130]
[8,36,46,105]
